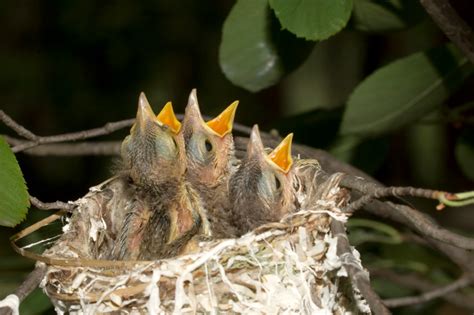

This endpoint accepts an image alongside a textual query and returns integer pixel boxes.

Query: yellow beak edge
[268,133,293,173]
[157,101,182,134]
[206,101,239,137]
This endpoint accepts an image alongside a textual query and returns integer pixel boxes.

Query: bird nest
[12,173,370,314]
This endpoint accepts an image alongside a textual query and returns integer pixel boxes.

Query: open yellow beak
[206,101,239,137]
[268,133,293,173]
[157,101,181,134]
[135,92,157,133]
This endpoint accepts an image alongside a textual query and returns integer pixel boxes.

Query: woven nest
[13,173,370,314]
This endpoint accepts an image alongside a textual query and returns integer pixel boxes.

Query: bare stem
[372,268,474,310]
[420,0,474,65]
[0,265,47,315]
[384,274,471,308]
[345,186,441,213]
[29,195,74,212]
[0,110,38,141]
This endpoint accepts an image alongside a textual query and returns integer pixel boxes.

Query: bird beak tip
[206,100,239,137]
[268,133,293,173]
[136,92,157,131]
[248,124,264,155]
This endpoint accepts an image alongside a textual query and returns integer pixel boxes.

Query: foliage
[0,136,29,227]
[218,0,474,182]
[341,44,473,136]
[1,1,474,313]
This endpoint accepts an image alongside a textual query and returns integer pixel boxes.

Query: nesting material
[17,173,369,314]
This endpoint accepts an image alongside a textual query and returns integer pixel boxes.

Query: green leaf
[455,130,474,181]
[348,218,402,246]
[269,0,353,41]
[351,0,425,32]
[341,44,474,136]
[0,136,29,227]
[219,0,313,92]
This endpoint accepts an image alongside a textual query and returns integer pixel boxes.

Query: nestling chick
[112,93,209,260]
[182,89,239,238]
[229,125,300,236]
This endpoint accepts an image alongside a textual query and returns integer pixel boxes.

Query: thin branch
[4,137,121,156]
[371,269,474,310]
[344,186,442,213]
[11,119,135,153]
[0,265,47,315]
[29,195,74,211]
[337,174,474,251]
[420,0,474,65]
[0,110,38,141]
[331,220,390,315]
[384,274,471,308]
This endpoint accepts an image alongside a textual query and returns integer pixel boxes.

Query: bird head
[182,89,238,188]
[121,92,185,188]
[230,125,296,234]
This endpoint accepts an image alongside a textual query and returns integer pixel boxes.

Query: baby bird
[182,89,239,238]
[112,92,209,260]
[229,125,300,236]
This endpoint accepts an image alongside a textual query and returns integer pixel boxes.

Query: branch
[384,274,471,308]
[29,195,74,211]
[10,119,135,153]
[420,0,474,65]
[344,186,442,213]
[4,137,121,156]
[331,220,390,315]
[337,174,474,251]
[0,110,38,141]
[371,269,474,310]
[0,265,47,315]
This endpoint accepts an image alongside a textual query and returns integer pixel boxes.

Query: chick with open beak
[113,93,209,260]
[182,89,240,238]
[229,125,300,236]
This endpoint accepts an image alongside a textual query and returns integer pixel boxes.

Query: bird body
[229,125,302,236]
[182,89,240,238]
[111,93,209,260]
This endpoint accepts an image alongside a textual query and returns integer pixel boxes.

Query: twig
[3,137,121,156]
[336,174,474,250]
[0,110,38,141]
[330,220,390,315]
[420,0,474,65]
[11,119,135,153]
[29,195,74,212]
[344,186,441,213]
[0,264,47,315]
[383,274,471,308]
[371,269,474,310]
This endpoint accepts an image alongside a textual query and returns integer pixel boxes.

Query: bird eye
[204,139,213,152]
[274,175,281,190]
[172,137,178,148]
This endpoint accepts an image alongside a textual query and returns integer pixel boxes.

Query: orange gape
[157,101,181,134]
[268,133,294,173]
[206,101,239,137]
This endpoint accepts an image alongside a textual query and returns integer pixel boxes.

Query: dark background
[1,1,473,314]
